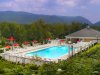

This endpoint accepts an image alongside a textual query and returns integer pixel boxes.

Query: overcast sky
[0,0,100,23]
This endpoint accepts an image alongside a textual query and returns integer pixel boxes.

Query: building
[65,26,100,43]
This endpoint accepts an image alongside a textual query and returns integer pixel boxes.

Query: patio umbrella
[60,40,65,43]
[32,40,38,43]
[47,38,51,40]
[23,41,29,45]
[5,45,11,49]
[8,36,15,41]
[13,43,19,46]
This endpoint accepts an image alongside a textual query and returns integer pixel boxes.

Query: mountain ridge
[0,11,92,24]
[94,21,100,26]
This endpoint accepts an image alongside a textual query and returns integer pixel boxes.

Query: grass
[0,44,100,75]
[38,44,100,75]
[58,44,100,75]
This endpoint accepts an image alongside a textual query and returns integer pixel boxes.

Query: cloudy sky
[0,0,100,23]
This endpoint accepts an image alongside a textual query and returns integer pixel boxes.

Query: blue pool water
[26,46,75,59]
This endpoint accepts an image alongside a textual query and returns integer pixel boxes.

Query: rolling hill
[0,11,92,24]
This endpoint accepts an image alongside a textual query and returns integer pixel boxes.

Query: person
[71,44,74,56]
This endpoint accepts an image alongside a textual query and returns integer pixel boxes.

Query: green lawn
[0,44,100,75]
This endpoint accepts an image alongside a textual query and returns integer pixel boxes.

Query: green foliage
[38,44,100,75]
[0,69,5,74]
[0,50,3,53]
[0,44,100,75]
[38,63,58,75]
[29,64,38,70]
[0,21,100,75]
[0,21,86,43]
[93,63,100,75]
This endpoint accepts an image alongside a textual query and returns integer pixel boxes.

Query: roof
[66,27,100,38]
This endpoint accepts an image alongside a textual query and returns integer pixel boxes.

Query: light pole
[72,43,75,56]
[68,41,71,58]
[0,32,2,45]
[96,35,98,43]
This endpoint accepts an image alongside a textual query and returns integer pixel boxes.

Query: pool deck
[0,41,97,64]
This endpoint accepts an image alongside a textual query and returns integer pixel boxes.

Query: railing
[0,40,97,64]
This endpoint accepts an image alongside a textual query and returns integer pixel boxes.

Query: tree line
[0,19,99,45]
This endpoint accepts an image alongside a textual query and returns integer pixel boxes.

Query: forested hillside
[0,11,92,24]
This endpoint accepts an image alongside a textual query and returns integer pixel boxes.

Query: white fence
[0,40,97,64]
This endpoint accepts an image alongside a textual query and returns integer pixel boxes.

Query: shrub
[0,69,5,74]
[0,50,3,53]
[29,64,39,70]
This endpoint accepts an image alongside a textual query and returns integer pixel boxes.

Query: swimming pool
[26,46,76,59]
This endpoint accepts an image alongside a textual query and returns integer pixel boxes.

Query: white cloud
[90,0,100,4]
[56,0,78,7]
[0,0,48,11]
